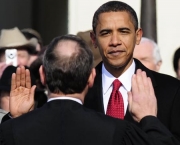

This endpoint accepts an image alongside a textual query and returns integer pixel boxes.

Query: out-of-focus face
[133,41,161,72]
[91,11,142,76]
[17,49,30,66]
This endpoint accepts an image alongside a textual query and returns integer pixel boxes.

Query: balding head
[43,35,94,94]
[133,37,162,72]
[55,40,79,57]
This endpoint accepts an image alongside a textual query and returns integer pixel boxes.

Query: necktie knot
[113,79,121,91]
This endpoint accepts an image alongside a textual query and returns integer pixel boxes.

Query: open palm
[9,66,36,118]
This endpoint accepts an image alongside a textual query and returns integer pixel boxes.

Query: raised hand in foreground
[9,66,36,118]
[128,69,157,122]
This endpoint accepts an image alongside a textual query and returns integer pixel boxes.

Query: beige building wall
[68,0,180,77]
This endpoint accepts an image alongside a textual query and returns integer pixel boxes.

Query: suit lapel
[93,62,105,113]
[134,58,157,87]
[84,62,105,114]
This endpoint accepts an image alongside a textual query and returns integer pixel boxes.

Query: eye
[120,30,129,34]
[100,30,111,36]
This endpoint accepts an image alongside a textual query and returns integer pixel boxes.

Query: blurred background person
[0,27,38,68]
[0,66,20,121]
[77,30,102,67]
[173,47,180,80]
[133,37,162,72]
[21,28,44,66]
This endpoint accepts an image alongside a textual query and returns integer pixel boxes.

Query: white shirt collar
[48,96,82,105]
[102,60,135,94]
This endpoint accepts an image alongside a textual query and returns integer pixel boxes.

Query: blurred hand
[9,66,36,118]
[128,69,157,122]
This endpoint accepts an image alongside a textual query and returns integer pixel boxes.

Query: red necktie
[106,79,124,119]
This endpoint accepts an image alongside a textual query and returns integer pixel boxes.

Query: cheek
[97,39,108,54]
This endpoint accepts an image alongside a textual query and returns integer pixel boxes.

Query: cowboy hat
[0,27,38,48]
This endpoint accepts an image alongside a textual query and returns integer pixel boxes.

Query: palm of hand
[10,86,34,118]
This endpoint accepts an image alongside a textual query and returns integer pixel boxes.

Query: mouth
[108,50,125,57]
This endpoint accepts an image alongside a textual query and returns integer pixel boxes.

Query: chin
[109,62,124,69]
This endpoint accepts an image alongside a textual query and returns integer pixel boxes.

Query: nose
[110,33,121,47]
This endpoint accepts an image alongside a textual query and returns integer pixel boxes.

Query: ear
[39,65,46,85]
[87,68,96,88]
[156,61,162,72]
[135,28,143,45]
[90,31,97,48]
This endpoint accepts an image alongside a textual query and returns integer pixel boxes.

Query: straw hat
[0,27,38,48]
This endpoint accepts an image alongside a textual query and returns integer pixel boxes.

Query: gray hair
[140,37,162,63]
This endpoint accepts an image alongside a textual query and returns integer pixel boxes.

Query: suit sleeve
[114,116,180,145]
[139,116,180,145]
[170,86,180,141]
[0,120,15,145]
[1,113,12,124]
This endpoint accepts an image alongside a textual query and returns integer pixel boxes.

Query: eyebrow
[118,27,131,31]
[99,27,131,34]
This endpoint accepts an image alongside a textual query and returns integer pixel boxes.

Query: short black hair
[92,1,138,33]
[173,47,180,72]
[43,34,93,94]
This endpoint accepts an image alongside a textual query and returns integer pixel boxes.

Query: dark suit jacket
[0,99,179,145]
[84,59,180,141]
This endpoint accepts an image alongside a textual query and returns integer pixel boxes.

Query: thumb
[29,85,36,101]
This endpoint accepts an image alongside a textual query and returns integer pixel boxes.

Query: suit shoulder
[152,71,180,86]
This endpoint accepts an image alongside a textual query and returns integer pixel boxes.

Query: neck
[48,86,88,104]
[104,59,133,78]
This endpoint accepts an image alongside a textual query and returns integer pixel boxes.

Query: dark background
[0,0,68,45]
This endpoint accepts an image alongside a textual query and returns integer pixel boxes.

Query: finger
[20,66,26,87]
[136,69,144,92]
[142,71,149,91]
[148,77,155,96]
[127,91,132,112]
[16,67,21,87]
[25,69,31,89]
[11,73,16,91]
[131,74,138,95]
[136,69,142,74]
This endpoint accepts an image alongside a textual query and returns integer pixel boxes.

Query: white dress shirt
[102,60,135,114]
[48,97,82,105]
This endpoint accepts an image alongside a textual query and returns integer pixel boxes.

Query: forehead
[96,11,134,29]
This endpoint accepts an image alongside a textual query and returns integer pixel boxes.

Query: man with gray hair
[133,37,162,72]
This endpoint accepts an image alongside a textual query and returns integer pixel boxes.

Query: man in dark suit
[1,34,179,145]
[84,0,180,141]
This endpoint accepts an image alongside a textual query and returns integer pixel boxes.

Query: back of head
[43,34,93,94]
[92,1,138,33]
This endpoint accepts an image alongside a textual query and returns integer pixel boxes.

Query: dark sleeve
[113,116,180,145]
[1,113,11,124]
[139,116,180,145]
[170,87,180,141]
[0,120,15,145]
